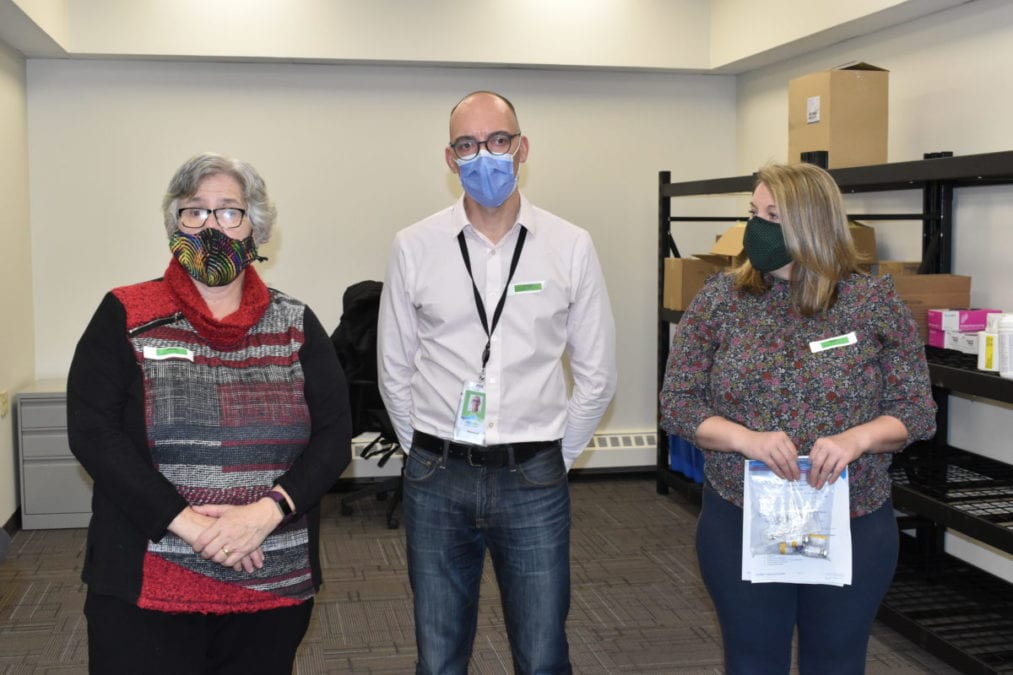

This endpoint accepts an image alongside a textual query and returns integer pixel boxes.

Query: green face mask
[744,216,793,272]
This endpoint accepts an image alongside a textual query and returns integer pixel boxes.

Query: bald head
[449,91,520,139]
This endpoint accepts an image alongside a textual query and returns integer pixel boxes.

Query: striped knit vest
[114,270,314,613]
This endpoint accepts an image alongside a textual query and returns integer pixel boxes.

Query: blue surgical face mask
[455,149,518,208]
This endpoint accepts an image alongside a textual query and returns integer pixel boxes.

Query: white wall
[26,58,737,441]
[60,0,711,70]
[736,0,1013,579]
[0,39,34,524]
[709,0,966,70]
[11,0,69,46]
[5,0,968,72]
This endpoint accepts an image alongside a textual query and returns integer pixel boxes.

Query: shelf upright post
[657,171,672,495]
[920,153,955,274]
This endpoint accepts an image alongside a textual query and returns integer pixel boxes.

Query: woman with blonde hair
[661,162,936,673]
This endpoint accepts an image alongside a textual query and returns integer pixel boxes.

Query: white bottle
[998,313,1013,380]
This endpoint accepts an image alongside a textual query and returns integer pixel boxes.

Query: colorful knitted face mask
[169,227,264,287]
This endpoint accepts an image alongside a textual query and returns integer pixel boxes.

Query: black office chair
[331,280,402,529]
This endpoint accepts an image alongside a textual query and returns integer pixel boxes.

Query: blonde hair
[732,163,866,315]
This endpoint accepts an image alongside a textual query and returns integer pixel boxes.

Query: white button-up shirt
[378,195,616,468]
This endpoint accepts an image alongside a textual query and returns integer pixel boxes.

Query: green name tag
[809,332,857,354]
[143,346,195,361]
[510,281,544,295]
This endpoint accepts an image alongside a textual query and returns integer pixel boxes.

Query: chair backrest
[331,280,382,384]
[330,280,387,438]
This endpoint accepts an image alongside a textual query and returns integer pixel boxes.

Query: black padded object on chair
[331,280,402,529]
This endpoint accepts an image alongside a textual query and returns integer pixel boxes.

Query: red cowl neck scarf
[164,258,270,350]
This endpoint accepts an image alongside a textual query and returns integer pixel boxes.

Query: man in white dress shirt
[378,91,617,675]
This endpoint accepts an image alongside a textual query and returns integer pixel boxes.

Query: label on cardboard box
[806,96,821,124]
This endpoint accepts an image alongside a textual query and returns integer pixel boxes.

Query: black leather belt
[412,431,560,467]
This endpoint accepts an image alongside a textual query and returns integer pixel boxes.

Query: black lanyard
[457,226,528,377]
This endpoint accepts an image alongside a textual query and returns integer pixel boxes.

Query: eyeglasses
[177,207,247,229]
[449,132,521,161]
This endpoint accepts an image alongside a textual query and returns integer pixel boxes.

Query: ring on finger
[222,547,231,556]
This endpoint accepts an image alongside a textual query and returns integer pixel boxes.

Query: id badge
[452,381,487,445]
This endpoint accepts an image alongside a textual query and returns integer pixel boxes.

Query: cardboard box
[849,221,878,266]
[927,308,1002,332]
[694,224,748,268]
[662,225,747,311]
[874,261,921,276]
[664,258,721,310]
[788,62,888,169]
[892,274,971,343]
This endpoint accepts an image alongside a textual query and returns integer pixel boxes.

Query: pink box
[926,308,1002,332]
[927,328,946,348]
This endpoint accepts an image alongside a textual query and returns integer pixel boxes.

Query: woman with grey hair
[67,152,352,673]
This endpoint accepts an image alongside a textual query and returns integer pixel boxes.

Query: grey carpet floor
[0,475,959,673]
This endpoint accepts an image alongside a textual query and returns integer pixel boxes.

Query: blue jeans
[403,442,572,675]
[696,484,899,675]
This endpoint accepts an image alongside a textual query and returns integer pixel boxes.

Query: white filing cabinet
[16,379,92,529]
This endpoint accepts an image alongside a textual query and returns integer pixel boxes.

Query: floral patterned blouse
[660,271,936,517]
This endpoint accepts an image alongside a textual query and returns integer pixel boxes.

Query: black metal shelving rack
[656,151,1013,673]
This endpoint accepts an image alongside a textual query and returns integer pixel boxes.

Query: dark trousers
[84,591,313,675]
[696,484,898,675]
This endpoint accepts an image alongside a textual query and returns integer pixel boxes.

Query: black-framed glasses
[177,207,247,229]
[449,131,521,161]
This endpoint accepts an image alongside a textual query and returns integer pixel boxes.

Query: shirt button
[488,422,495,429]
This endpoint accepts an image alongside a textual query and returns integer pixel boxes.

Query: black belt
[412,431,560,467]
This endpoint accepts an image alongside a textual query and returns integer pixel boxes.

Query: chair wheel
[387,516,399,529]
[340,504,353,516]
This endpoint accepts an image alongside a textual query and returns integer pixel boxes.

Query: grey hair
[161,153,277,245]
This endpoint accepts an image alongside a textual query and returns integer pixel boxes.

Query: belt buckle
[466,445,484,467]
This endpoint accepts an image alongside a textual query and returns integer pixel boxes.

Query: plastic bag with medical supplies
[747,457,834,560]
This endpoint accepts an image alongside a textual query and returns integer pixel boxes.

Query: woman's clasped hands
[745,429,861,490]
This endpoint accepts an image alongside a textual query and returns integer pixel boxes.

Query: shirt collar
[449,193,536,242]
